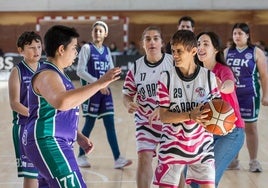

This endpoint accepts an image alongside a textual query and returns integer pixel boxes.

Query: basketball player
[224,23,268,172]
[122,26,174,188]
[8,31,42,188]
[193,31,245,187]
[23,25,121,187]
[154,30,220,188]
[76,20,132,169]
[165,16,195,54]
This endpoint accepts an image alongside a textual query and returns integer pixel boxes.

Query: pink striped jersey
[122,53,173,144]
[157,65,220,164]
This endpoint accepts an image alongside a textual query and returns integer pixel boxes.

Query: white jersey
[157,65,220,164]
[123,53,173,148]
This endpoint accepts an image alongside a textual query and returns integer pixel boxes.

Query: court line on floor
[80,168,109,182]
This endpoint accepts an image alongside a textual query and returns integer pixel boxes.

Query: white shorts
[153,161,215,187]
[135,124,162,156]
[136,138,158,156]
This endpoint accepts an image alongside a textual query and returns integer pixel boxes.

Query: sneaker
[77,155,91,168]
[249,160,262,173]
[114,156,132,169]
[227,159,240,170]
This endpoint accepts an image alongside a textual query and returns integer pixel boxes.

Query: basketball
[202,98,236,135]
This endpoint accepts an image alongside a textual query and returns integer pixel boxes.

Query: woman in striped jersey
[123,26,174,188]
[154,30,220,188]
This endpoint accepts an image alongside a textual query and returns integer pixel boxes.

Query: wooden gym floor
[0,80,267,188]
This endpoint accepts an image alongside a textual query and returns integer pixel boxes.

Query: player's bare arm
[148,107,160,126]
[159,105,210,124]
[218,78,235,94]
[8,67,29,116]
[33,67,121,111]
[256,47,268,105]
[123,94,138,114]
[77,131,94,155]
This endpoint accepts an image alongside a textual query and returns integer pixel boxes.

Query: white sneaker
[249,160,262,172]
[114,156,132,169]
[77,155,91,168]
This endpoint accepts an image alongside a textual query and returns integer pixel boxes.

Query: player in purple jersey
[154,30,220,188]
[23,25,121,188]
[76,20,132,169]
[8,31,42,188]
[224,23,268,173]
[123,26,174,188]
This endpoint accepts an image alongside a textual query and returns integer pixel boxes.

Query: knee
[138,152,154,166]
[245,124,258,135]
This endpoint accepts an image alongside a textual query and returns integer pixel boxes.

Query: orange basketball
[202,98,236,135]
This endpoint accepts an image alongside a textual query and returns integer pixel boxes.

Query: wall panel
[0,10,267,53]
[1,0,268,11]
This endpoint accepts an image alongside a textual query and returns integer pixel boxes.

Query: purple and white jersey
[79,43,115,117]
[85,43,113,80]
[226,46,260,96]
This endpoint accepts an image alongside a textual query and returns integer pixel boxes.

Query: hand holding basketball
[188,104,211,124]
[202,98,236,135]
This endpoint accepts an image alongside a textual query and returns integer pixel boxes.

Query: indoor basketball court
[0,80,267,188]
